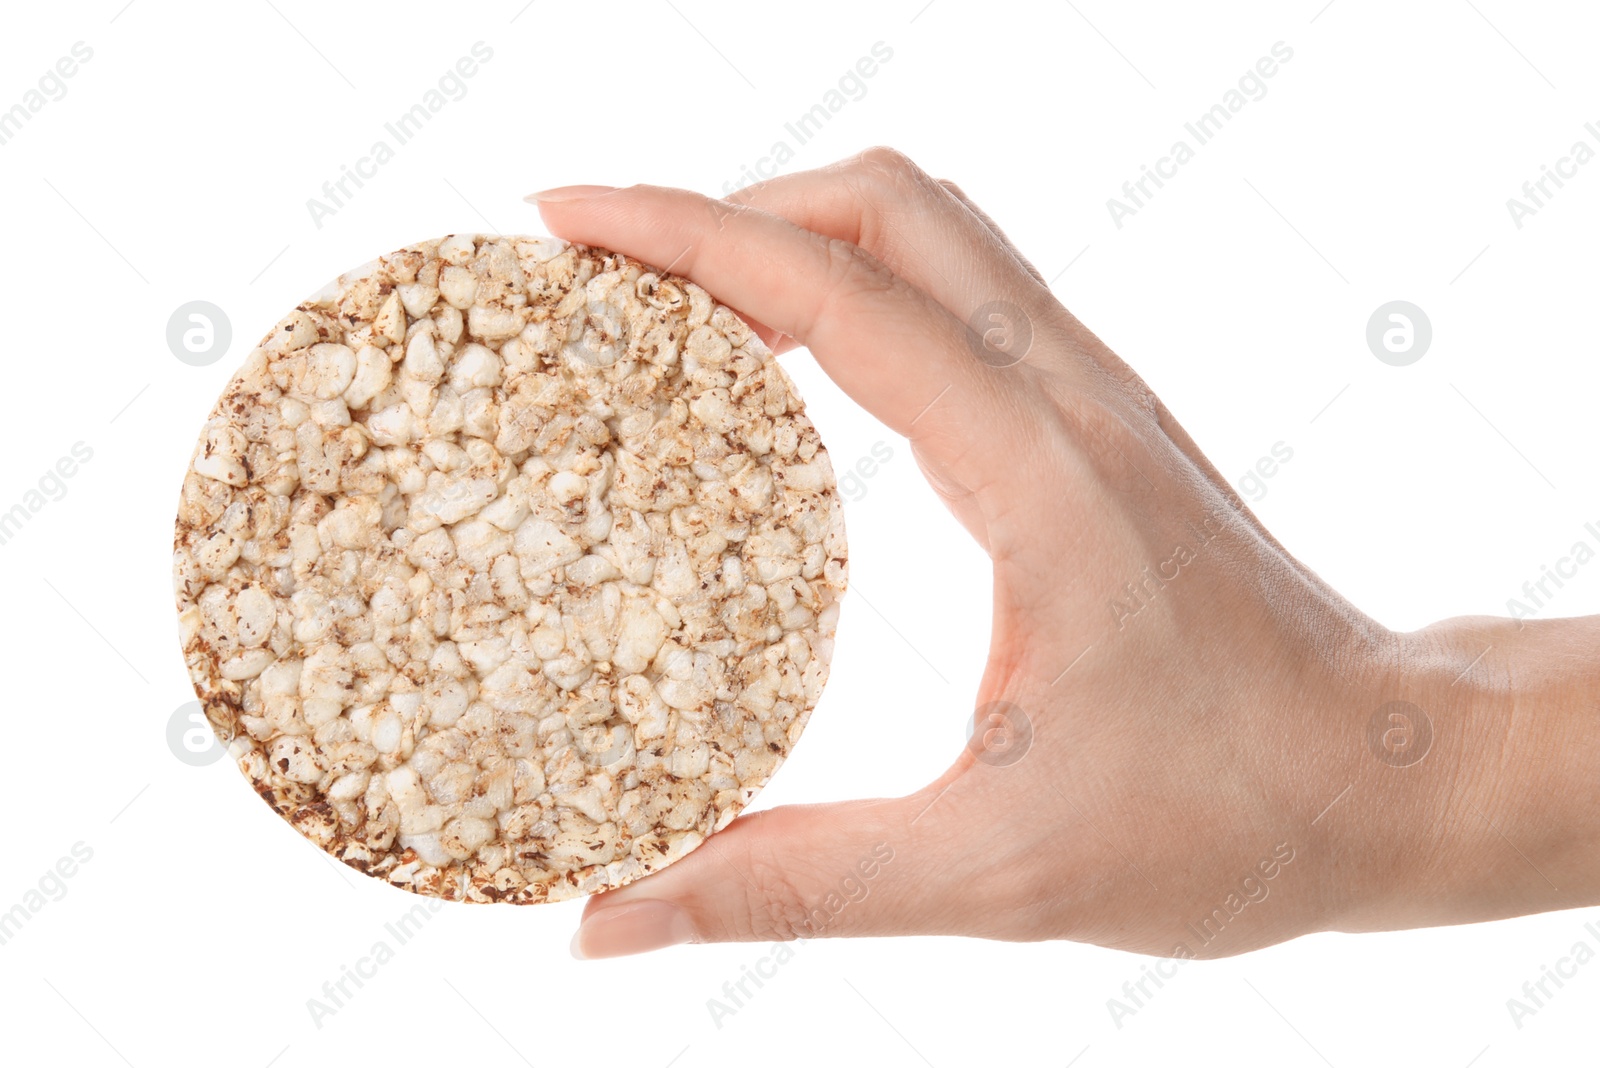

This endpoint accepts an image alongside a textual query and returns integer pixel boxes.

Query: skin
[528,148,1600,960]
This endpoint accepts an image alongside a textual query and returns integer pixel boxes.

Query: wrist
[1340,616,1600,932]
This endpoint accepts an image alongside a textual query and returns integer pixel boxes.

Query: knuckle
[972,864,1066,937]
[844,145,939,205]
[809,235,900,331]
[702,197,741,235]
[722,821,817,942]
[619,181,667,203]
[720,183,763,212]
[853,144,922,181]
[1059,391,1138,449]
[820,232,867,278]
[1037,388,1156,487]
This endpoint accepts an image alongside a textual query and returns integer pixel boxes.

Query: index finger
[529,183,1013,450]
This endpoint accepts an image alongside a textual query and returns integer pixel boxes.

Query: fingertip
[738,314,794,356]
[524,184,617,204]
[570,898,697,960]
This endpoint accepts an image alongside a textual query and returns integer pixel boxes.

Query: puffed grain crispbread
[174,234,847,903]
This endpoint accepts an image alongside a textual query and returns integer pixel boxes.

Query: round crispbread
[174,234,846,903]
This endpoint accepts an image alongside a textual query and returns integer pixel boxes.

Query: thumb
[569,793,970,958]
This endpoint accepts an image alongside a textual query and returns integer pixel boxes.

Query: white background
[2,1,1597,1065]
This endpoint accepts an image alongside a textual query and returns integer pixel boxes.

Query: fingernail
[571,899,695,960]
[525,184,616,204]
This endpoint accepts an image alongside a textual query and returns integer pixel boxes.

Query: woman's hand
[531,148,1600,960]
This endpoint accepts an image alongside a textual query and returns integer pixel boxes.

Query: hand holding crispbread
[174,148,1600,963]
[534,150,1600,960]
